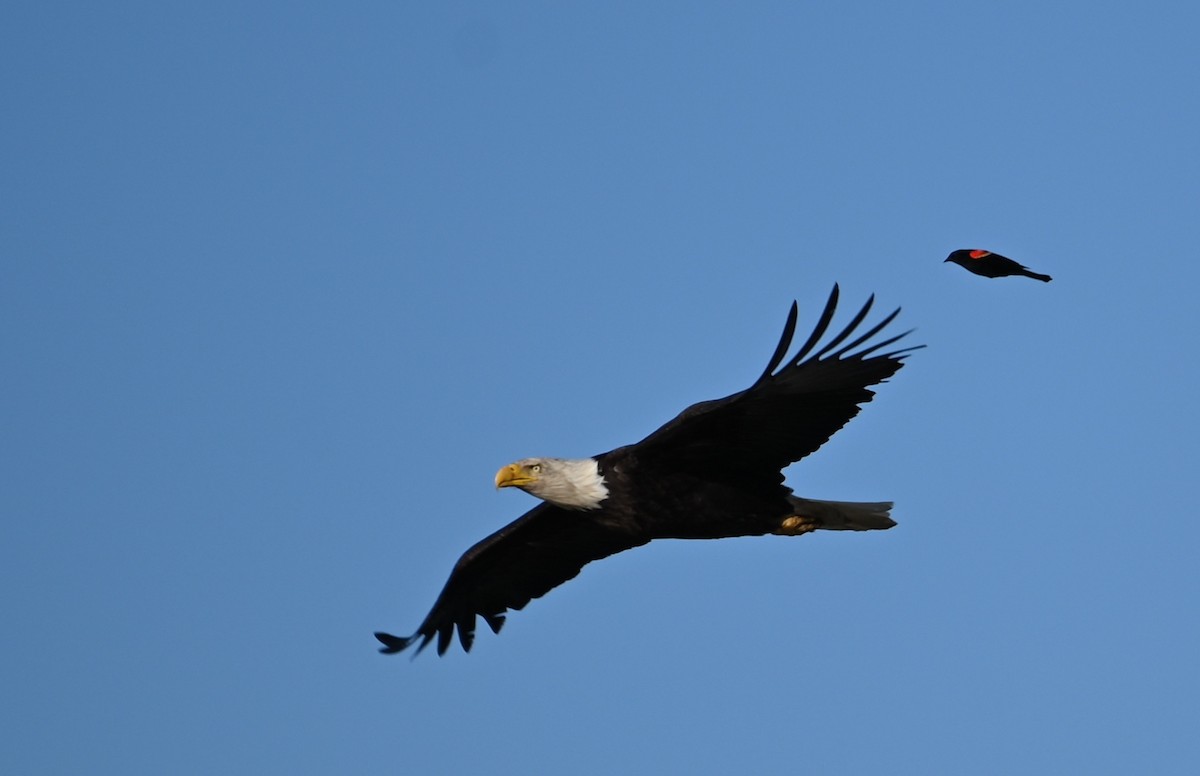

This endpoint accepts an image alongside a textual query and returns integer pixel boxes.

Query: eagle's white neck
[534,458,609,510]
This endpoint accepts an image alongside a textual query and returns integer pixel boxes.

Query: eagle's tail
[788,496,896,531]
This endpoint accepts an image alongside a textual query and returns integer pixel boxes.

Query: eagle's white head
[494,457,609,510]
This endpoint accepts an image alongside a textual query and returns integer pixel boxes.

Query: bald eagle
[376,285,919,656]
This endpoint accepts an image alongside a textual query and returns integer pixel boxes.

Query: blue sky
[3,2,1199,774]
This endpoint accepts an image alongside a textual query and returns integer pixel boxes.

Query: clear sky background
[4,2,1199,774]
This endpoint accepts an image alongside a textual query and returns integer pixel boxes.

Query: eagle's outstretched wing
[376,503,645,656]
[633,285,920,477]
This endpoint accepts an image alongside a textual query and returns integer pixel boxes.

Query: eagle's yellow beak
[495,462,536,489]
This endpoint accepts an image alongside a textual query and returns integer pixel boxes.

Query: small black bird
[944,249,1052,282]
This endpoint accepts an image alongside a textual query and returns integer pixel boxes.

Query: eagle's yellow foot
[775,515,821,536]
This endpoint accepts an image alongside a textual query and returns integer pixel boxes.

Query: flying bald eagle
[376,285,920,656]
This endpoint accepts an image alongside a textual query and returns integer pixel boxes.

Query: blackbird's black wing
[632,285,920,478]
[376,503,646,656]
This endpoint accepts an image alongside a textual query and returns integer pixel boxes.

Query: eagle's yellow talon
[775,515,821,536]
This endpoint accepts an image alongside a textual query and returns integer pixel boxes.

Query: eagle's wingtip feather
[375,631,413,655]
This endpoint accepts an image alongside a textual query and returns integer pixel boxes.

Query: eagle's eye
[530,463,542,473]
